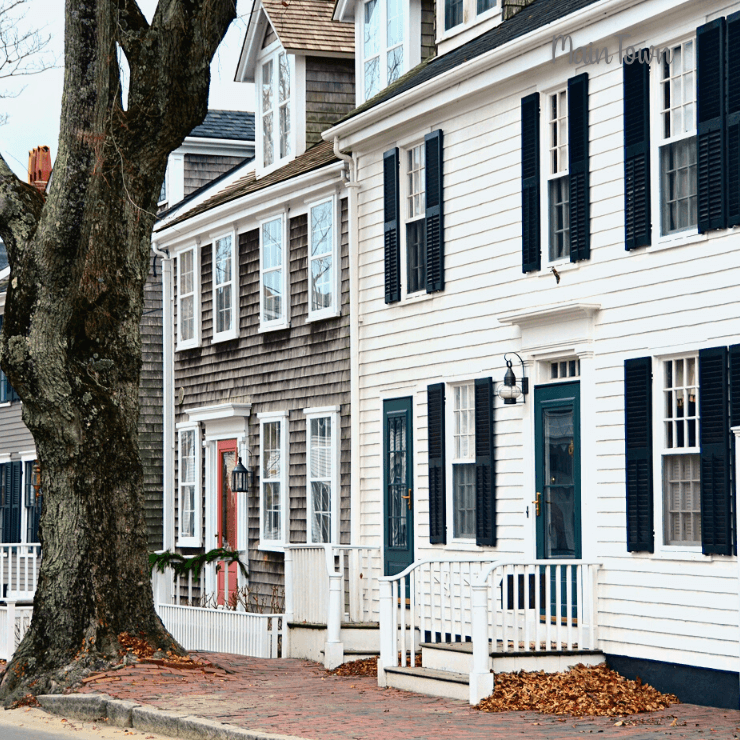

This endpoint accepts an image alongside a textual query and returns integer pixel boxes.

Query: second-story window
[445,0,462,31]
[308,197,338,320]
[212,233,238,342]
[659,40,697,236]
[177,246,199,350]
[260,50,291,168]
[548,88,570,262]
[406,144,426,294]
[362,0,404,102]
[260,215,288,330]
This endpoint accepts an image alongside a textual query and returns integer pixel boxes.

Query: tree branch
[115,0,149,61]
[0,152,43,265]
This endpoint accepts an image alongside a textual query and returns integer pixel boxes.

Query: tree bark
[0,0,235,702]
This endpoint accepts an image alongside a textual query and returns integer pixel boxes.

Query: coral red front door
[217,439,238,605]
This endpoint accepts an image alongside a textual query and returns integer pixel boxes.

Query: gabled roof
[155,139,339,231]
[237,0,354,82]
[188,110,255,142]
[336,0,602,123]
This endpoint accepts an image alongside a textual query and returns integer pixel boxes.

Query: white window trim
[650,34,699,248]
[359,0,412,103]
[176,244,200,351]
[177,422,202,548]
[256,42,297,175]
[211,229,239,344]
[259,213,290,332]
[19,450,37,546]
[445,382,477,544]
[258,410,289,551]
[436,0,500,46]
[158,167,168,208]
[651,352,702,555]
[398,141,429,301]
[304,407,340,544]
[540,84,570,269]
[307,195,340,322]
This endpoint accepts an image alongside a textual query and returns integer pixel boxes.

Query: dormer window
[362,0,404,101]
[258,45,293,169]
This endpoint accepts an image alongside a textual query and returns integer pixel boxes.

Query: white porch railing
[0,602,34,660]
[378,558,600,704]
[1,544,41,601]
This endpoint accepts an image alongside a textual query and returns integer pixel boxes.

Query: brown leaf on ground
[328,653,421,678]
[12,694,40,709]
[476,663,679,717]
[117,632,201,668]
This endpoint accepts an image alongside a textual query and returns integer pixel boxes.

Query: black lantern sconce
[498,352,529,405]
[231,454,252,493]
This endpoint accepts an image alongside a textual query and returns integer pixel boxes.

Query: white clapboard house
[324,0,740,709]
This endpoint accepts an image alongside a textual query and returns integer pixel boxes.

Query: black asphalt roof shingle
[339,0,603,123]
[188,110,256,142]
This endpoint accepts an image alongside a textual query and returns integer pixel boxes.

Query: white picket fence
[0,602,34,660]
[1,545,41,601]
[156,603,284,658]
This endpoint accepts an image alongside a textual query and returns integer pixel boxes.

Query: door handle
[533,491,541,516]
[401,488,412,510]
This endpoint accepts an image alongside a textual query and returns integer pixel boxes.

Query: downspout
[334,138,361,549]
[153,242,175,553]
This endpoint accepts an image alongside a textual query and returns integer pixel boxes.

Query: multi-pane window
[306,412,339,544]
[548,88,570,261]
[177,248,197,348]
[261,417,286,544]
[662,357,700,545]
[24,460,41,544]
[550,359,580,381]
[260,216,286,328]
[406,144,426,294]
[260,51,291,168]
[659,40,697,235]
[452,384,476,539]
[308,199,337,319]
[213,234,236,341]
[178,427,199,544]
[362,0,404,102]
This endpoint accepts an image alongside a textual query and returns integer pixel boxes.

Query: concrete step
[421,641,604,674]
[384,665,469,702]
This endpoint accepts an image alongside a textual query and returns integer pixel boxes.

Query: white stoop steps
[383,641,605,702]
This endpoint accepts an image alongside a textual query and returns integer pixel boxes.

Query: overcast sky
[0,0,256,180]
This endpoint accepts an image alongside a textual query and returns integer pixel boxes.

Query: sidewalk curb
[37,694,312,740]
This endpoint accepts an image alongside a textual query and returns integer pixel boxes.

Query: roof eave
[333,0,355,23]
[236,2,271,83]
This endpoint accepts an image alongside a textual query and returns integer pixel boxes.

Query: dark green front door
[383,397,414,577]
[535,383,581,560]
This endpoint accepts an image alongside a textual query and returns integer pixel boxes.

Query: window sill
[650,230,707,253]
[400,290,439,305]
[176,537,202,548]
[258,321,290,334]
[0,402,11,409]
[258,540,285,554]
[535,259,582,279]
[306,307,340,324]
[649,547,714,562]
[176,340,200,353]
[211,330,239,345]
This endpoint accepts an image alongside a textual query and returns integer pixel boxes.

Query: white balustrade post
[378,578,394,687]
[469,582,493,705]
[324,571,344,669]
[6,600,16,662]
[284,547,294,657]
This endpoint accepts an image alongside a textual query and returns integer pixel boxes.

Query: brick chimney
[502,0,536,21]
[28,146,52,194]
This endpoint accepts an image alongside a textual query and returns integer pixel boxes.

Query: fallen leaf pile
[328,653,421,677]
[476,663,679,717]
[14,693,40,708]
[117,632,200,668]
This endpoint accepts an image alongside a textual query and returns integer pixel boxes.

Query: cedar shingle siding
[184,155,250,197]
[421,0,436,61]
[306,58,356,148]
[174,199,350,602]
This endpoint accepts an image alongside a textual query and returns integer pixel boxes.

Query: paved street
[74,653,740,740]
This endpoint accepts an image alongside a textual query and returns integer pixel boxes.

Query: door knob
[401,488,412,510]
[532,491,541,516]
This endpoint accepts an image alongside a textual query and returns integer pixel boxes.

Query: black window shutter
[568,73,590,262]
[427,383,446,544]
[699,347,733,555]
[0,465,8,543]
[623,54,651,250]
[383,148,401,304]
[425,129,444,293]
[697,19,727,233]
[10,461,21,543]
[474,377,495,547]
[521,93,541,273]
[624,357,654,552]
[727,12,740,228]
[730,344,740,554]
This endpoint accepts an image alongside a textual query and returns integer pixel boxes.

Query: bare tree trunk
[0,0,235,703]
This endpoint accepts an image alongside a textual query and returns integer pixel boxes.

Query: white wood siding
[351,0,740,673]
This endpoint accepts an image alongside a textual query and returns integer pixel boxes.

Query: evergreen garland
[149,547,248,583]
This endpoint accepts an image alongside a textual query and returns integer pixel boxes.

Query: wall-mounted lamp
[231,455,251,493]
[498,352,529,405]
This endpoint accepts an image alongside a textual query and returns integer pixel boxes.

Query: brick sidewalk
[76,653,740,740]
